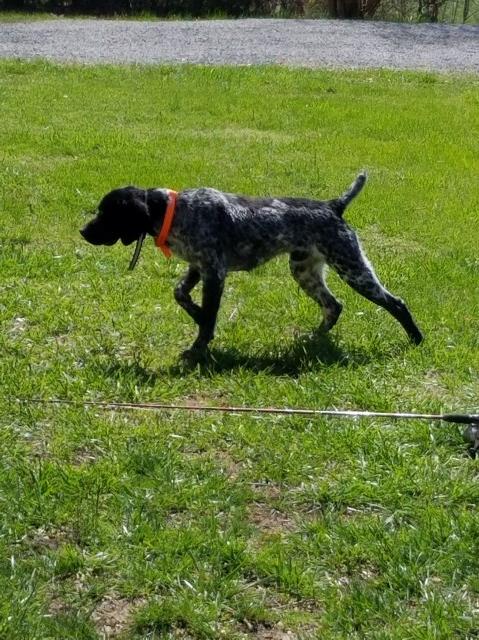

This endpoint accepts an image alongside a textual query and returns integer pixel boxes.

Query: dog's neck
[145,188,170,236]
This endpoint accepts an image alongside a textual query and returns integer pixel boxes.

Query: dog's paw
[179,345,210,367]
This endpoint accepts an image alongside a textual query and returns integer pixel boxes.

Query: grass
[1,7,478,22]
[0,11,59,21]
[1,60,479,638]
[0,10,232,21]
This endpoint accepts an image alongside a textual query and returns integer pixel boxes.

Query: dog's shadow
[168,331,396,377]
[98,332,404,383]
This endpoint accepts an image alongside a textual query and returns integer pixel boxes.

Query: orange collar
[154,189,178,258]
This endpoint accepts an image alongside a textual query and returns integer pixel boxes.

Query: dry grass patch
[246,623,298,639]
[249,502,298,536]
[419,368,456,402]
[71,444,101,466]
[91,592,146,639]
[250,482,283,500]
[216,449,245,480]
[248,482,301,537]
[23,525,72,551]
[242,621,318,639]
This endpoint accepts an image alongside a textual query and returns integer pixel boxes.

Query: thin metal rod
[16,398,479,425]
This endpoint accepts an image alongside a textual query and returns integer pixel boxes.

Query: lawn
[0,60,478,638]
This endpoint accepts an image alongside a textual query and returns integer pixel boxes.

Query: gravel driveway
[0,18,478,72]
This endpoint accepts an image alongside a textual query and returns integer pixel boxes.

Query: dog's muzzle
[80,220,119,246]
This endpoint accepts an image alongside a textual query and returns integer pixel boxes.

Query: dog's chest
[167,231,198,264]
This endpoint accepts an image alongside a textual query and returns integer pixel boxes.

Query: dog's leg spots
[346,275,423,344]
[174,267,203,325]
[329,242,423,345]
[290,252,342,332]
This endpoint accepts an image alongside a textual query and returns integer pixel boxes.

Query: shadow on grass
[169,331,407,377]
[99,358,161,387]
[203,333,353,376]
[95,331,408,383]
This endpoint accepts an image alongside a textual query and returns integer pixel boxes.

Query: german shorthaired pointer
[80,173,423,359]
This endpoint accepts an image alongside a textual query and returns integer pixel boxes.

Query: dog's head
[80,186,167,247]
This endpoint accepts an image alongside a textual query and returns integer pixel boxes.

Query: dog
[80,173,423,359]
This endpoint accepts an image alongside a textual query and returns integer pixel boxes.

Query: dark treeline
[1,0,475,21]
[0,0,306,16]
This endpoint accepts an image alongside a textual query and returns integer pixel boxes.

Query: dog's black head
[80,186,168,247]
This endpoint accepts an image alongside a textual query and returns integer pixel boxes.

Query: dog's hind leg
[326,234,423,344]
[290,250,343,332]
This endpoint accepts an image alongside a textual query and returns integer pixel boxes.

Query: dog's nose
[80,225,98,243]
[80,221,119,246]
[80,222,101,245]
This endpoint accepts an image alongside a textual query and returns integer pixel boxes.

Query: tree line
[1,0,299,15]
[0,0,476,21]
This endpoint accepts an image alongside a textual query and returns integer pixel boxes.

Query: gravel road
[0,18,478,72]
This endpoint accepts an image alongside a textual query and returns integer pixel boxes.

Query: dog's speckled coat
[81,173,423,357]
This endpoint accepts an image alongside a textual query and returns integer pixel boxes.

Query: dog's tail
[331,172,367,217]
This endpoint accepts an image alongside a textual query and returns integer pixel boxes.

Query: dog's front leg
[174,266,202,324]
[186,265,225,358]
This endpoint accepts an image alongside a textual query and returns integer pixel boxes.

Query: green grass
[1,8,478,22]
[0,10,230,21]
[0,11,58,21]
[1,60,479,638]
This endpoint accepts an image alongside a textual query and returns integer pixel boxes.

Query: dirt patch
[9,316,28,336]
[48,596,69,617]
[182,447,244,481]
[71,445,100,466]
[182,391,228,408]
[24,525,72,551]
[21,423,52,460]
[91,592,146,638]
[249,502,297,536]
[330,564,379,588]
[256,625,296,639]
[236,583,320,639]
[216,449,244,480]
[243,622,316,639]
[250,482,283,500]
[419,369,452,401]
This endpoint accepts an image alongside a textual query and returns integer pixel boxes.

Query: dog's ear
[119,188,152,245]
[101,187,151,245]
[116,186,149,217]
[144,189,169,235]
